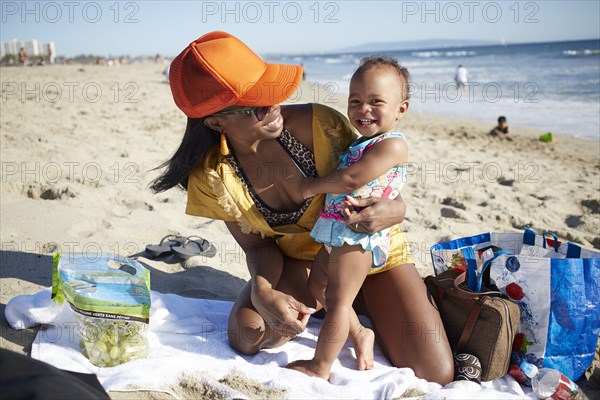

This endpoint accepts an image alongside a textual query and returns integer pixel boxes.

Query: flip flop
[171,236,217,260]
[145,234,186,257]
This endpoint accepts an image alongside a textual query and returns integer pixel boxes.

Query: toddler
[287,56,410,380]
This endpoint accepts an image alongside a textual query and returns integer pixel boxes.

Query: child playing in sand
[287,56,410,380]
[489,116,510,139]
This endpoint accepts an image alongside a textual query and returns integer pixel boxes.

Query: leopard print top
[224,129,318,227]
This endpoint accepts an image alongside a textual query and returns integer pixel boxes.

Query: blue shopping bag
[430,229,600,381]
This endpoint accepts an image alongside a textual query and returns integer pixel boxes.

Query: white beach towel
[5,289,535,399]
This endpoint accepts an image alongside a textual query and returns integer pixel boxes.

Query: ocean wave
[324,58,348,64]
[563,49,600,57]
[411,50,477,58]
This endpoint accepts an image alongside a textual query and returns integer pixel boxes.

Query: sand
[1,63,599,397]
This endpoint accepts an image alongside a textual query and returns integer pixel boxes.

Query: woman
[151,31,453,384]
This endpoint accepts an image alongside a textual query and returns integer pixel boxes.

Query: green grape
[77,315,149,367]
[95,340,108,353]
[109,345,119,359]
[89,347,101,361]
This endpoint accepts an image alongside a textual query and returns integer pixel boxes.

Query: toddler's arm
[301,137,407,199]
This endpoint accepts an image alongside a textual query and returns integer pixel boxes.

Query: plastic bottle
[519,361,588,400]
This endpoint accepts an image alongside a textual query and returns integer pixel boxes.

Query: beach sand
[1,63,599,397]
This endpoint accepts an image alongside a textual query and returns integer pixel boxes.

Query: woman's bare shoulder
[281,103,314,143]
[281,103,313,122]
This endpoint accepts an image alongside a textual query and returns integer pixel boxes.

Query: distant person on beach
[287,56,409,380]
[19,47,28,67]
[151,31,453,385]
[454,64,468,88]
[47,44,54,64]
[489,116,511,139]
[163,63,170,83]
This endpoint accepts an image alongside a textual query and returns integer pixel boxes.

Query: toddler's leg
[307,245,329,308]
[315,245,372,376]
[349,308,375,371]
[289,245,372,379]
[309,245,374,371]
[316,246,375,371]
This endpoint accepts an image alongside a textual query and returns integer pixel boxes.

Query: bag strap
[428,272,499,352]
[475,250,513,292]
[452,273,501,298]
[460,247,479,291]
[525,228,562,253]
[435,286,444,306]
[542,231,560,252]
[426,272,500,301]
[456,302,483,351]
[453,273,500,352]
[462,249,512,293]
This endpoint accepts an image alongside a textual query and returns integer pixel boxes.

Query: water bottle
[519,361,588,400]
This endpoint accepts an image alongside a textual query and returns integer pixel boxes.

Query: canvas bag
[425,268,520,382]
[430,228,600,381]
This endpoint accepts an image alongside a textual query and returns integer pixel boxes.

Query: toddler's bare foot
[287,359,330,380]
[350,325,375,371]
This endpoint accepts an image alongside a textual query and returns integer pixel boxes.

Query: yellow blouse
[186,103,413,272]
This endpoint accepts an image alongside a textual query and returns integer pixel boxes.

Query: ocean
[266,39,600,140]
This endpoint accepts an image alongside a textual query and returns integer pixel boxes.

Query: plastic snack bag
[52,253,151,367]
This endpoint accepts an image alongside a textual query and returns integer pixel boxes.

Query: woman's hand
[342,194,406,234]
[251,281,315,338]
[225,221,315,339]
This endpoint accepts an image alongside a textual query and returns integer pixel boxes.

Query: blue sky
[1,1,599,57]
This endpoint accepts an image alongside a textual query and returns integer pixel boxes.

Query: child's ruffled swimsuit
[310,132,406,269]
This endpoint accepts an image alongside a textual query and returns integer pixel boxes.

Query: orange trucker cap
[169,31,303,118]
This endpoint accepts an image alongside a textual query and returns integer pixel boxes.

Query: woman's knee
[227,311,266,355]
[227,288,267,355]
[412,348,454,386]
[383,320,454,385]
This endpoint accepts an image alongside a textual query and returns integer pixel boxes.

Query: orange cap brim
[236,62,303,106]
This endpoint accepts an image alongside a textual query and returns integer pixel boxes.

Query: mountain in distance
[333,39,499,54]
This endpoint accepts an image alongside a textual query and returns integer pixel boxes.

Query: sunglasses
[213,106,272,121]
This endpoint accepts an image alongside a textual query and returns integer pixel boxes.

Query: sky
[1,0,599,57]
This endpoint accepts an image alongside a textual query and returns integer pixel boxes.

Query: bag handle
[464,249,512,292]
[451,273,499,352]
[541,231,560,252]
[456,302,483,352]
[461,247,479,291]
[428,272,501,352]
[452,272,502,298]
[524,228,561,253]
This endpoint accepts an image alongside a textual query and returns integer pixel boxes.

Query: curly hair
[353,55,410,101]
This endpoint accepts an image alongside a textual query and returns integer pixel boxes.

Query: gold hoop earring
[220,131,229,156]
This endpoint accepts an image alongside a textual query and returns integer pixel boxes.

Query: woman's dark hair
[150,117,218,193]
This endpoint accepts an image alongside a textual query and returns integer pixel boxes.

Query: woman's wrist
[250,277,277,312]
[251,275,272,291]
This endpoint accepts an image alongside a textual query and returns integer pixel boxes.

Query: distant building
[1,39,55,59]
